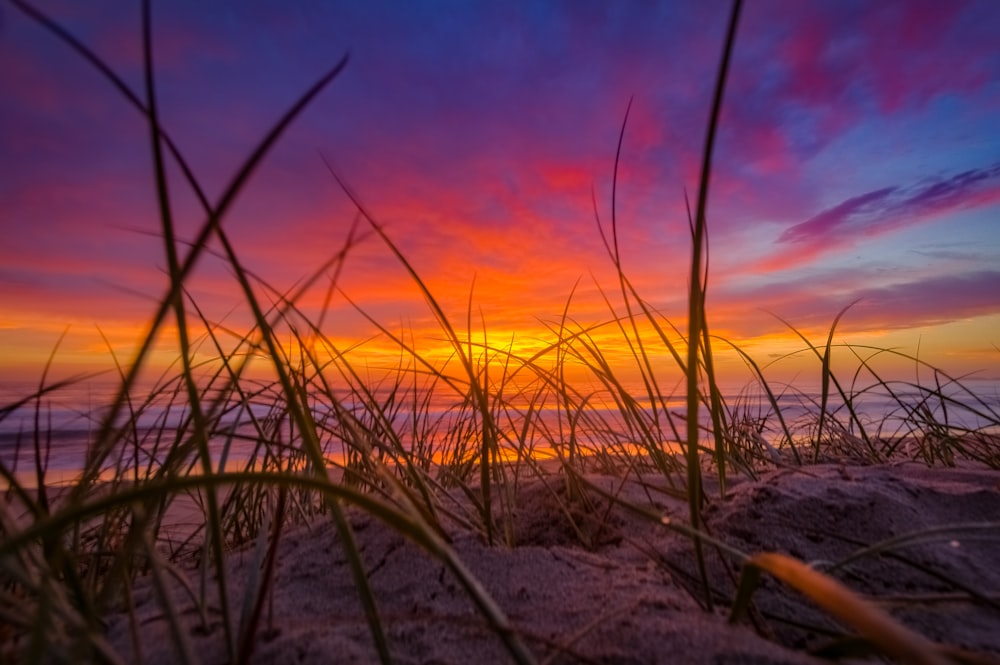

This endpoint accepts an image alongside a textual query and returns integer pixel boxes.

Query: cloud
[753,163,1000,271]
[850,270,1000,328]
[716,0,1000,217]
[711,269,1000,340]
[4,0,999,382]
[778,186,898,244]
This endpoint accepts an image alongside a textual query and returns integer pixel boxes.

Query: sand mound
[104,463,1000,664]
[696,464,1000,657]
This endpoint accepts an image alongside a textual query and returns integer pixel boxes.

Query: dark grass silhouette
[3,1,999,663]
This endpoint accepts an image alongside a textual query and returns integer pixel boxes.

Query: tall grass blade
[139,1,237,658]
[772,303,877,459]
[685,0,742,610]
[716,337,799,463]
[323,159,503,544]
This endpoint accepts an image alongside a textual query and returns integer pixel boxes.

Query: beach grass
[3,0,1000,663]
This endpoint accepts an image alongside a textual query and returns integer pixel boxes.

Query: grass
[3,0,1000,663]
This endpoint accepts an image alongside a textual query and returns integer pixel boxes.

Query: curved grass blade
[734,552,950,665]
[714,336,799,463]
[0,470,536,664]
[14,0,350,490]
[323,158,504,545]
[824,522,1000,574]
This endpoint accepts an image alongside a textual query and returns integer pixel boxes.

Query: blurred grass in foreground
[3,1,999,663]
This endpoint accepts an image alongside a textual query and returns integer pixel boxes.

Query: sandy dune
[105,462,1000,664]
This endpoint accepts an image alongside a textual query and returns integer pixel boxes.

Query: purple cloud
[850,270,1000,328]
[778,187,898,244]
[778,163,1000,246]
[712,270,1000,340]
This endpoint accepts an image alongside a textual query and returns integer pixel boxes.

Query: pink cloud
[722,0,1000,187]
[539,165,594,195]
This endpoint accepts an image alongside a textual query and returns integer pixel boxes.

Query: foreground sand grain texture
[105,463,1000,664]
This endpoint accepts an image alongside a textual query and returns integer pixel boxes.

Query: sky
[1,0,999,390]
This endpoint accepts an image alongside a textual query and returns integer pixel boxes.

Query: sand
[102,462,1000,664]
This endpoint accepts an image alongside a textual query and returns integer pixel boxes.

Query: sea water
[2,377,998,488]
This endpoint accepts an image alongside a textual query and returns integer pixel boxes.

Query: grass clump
[3,1,999,663]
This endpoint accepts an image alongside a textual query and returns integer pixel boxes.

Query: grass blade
[737,552,950,665]
[685,0,742,610]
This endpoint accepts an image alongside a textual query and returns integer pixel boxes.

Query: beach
[4,4,1000,662]
[97,461,1000,664]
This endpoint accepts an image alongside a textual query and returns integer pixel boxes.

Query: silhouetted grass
[3,0,999,663]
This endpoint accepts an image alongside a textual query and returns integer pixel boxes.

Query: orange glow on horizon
[5,291,995,402]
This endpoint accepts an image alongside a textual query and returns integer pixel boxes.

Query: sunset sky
[2,0,999,389]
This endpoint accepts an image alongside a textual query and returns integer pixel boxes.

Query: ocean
[2,376,998,488]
